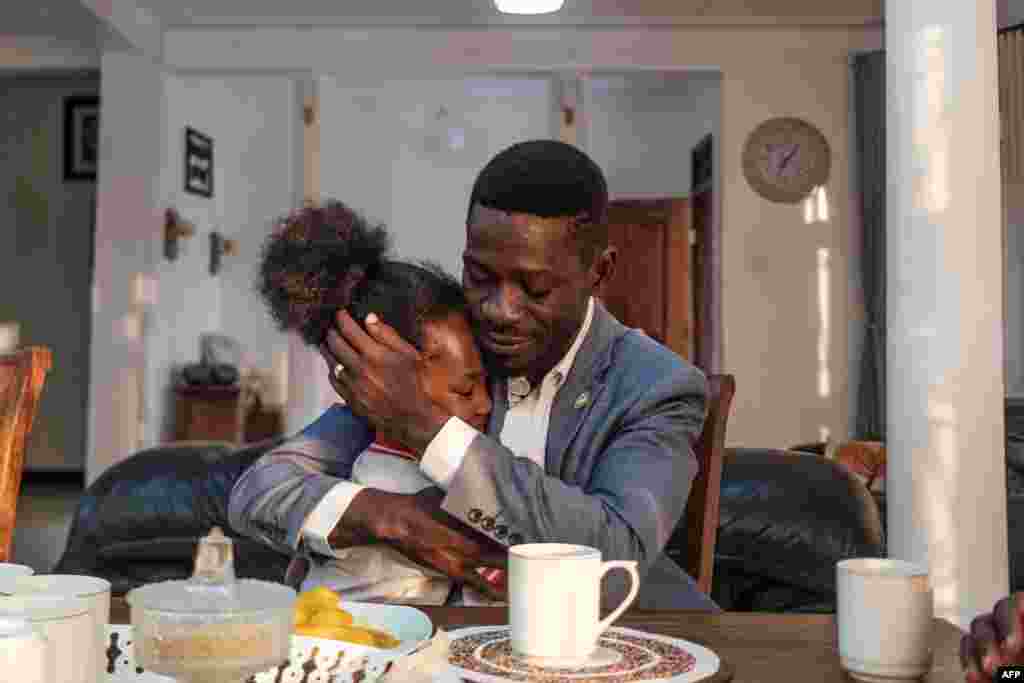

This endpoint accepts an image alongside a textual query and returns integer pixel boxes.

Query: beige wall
[718,50,860,448]
[162,24,882,449]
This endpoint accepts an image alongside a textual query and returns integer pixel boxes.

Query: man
[961,593,1024,681]
[229,139,717,610]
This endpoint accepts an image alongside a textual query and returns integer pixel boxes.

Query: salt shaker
[0,616,52,683]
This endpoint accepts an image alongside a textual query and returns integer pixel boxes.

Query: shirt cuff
[301,480,367,558]
[420,416,479,489]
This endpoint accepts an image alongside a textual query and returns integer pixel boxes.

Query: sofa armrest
[712,448,884,610]
[54,438,288,588]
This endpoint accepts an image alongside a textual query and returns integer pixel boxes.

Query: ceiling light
[493,0,564,15]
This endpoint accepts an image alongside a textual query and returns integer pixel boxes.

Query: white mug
[0,594,92,683]
[0,617,51,683]
[0,574,111,683]
[837,558,934,682]
[509,543,639,667]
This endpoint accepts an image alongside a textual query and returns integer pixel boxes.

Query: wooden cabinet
[173,384,244,443]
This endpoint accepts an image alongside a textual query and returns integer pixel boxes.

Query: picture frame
[691,133,713,193]
[63,96,100,181]
[184,127,214,198]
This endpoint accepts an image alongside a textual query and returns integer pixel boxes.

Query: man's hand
[961,593,1024,681]
[320,310,449,454]
[337,487,508,601]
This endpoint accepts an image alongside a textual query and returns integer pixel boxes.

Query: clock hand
[779,144,800,173]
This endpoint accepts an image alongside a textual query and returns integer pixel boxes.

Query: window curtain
[853,51,887,440]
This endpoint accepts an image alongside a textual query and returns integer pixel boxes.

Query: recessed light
[493,0,565,15]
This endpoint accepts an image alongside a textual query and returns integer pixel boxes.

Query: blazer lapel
[486,376,509,438]
[545,302,628,478]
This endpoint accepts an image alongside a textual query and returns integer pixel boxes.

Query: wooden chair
[0,347,52,561]
[680,373,736,595]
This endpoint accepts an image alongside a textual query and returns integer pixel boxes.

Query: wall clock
[742,117,831,204]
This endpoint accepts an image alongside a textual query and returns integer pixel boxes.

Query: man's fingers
[458,565,507,602]
[970,614,1002,673]
[334,308,378,356]
[994,596,1018,655]
[364,313,420,356]
[326,327,362,374]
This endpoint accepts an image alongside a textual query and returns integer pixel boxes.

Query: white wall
[301,75,555,427]
[0,73,98,471]
[89,51,166,484]
[148,74,298,443]
[585,72,720,199]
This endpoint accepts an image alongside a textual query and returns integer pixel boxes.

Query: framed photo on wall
[63,95,100,181]
[691,133,713,193]
[184,127,214,198]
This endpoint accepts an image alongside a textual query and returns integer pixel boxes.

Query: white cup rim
[0,564,34,576]
[509,543,599,560]
[837,558,929,577]
[5,574,111,598]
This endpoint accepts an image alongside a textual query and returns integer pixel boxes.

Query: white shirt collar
[508,296,595,402]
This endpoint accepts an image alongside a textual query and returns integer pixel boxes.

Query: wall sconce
[209,231,237,276]
[164,208,196,261]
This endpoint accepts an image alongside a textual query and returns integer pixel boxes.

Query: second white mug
[509,543,639,667]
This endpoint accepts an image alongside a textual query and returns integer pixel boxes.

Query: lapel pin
[574,392,590,409]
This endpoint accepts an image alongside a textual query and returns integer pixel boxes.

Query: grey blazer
[228,302,719,611]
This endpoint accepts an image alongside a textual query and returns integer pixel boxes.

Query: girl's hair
[258,200,467,349]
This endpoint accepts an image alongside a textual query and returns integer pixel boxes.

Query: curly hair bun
[258,200,390,346]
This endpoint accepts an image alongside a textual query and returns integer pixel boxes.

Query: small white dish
[104,602,438,681]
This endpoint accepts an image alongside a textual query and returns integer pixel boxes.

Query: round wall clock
[742,117,831,204]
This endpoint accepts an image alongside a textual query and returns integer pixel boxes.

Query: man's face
[462,204,609,384]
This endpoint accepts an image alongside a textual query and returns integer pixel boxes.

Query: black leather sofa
[54,442,885,612]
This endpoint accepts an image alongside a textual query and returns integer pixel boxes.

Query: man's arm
[227,403,373,555]
[228,402,510,599]
[433,365,706,584]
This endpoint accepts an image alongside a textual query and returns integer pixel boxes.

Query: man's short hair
[466,140,609,265]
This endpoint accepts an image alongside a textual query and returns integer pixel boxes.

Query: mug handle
[593,560,640,641]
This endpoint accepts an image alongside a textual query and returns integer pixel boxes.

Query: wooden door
[690,190,711,371]
[601,198,691,359]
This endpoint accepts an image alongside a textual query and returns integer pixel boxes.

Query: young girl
[258,200,502,605]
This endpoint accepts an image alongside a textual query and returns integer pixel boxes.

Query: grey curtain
[853,51,886,440]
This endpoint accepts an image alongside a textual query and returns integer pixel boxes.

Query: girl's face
[420,312,492,432]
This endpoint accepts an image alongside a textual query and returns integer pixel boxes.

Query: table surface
[110,598,967,682]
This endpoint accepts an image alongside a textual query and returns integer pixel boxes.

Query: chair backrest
[0,347,52,561]
[681,373,736,594]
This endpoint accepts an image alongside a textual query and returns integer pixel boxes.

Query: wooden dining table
[110,597,968,682]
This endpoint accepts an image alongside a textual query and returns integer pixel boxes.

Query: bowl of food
[125,527,296,683]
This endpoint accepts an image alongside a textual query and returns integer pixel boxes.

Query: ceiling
[138,0,885,28]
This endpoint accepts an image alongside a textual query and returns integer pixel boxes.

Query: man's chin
[483,352,532,379]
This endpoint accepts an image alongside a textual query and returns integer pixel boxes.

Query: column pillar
[885,0,1008,626]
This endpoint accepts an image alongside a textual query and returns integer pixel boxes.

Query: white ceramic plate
[104,602,442,682]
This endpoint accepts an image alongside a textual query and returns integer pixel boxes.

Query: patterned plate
[446,626,720,683]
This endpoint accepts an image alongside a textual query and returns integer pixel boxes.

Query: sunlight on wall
[916,26,950,214]
[271,349,289,408]
[803,186,830,224]
[817,247,832,398]
[132,273,158,307]
[925,397,958,618]
[819,426,831,443]
[0,322,19,353]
